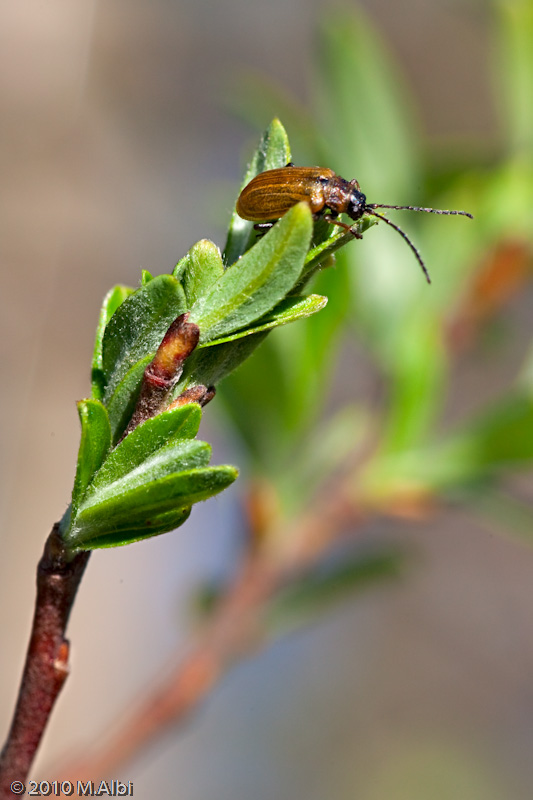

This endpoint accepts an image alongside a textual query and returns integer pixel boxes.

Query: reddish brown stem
[58,558,278,781]
[0,525,90,798]
[121,313,200,439]
[55,482,365,779]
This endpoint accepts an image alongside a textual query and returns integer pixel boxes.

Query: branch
[58,556,278,781]
[0,526,90,798]
[55,478,363,780]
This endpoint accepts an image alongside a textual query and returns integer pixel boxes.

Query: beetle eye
[350,191,366,210]
[347,191,367,219]
[318,176,330,185]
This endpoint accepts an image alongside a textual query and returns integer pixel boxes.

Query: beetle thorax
[321,175,366,220]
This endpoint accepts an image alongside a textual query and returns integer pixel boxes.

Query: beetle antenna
[368,203,473,219]
[365,209,432,284]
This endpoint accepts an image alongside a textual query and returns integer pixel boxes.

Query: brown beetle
[236,165,473,283]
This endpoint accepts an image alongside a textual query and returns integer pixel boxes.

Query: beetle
[236,165,473,283]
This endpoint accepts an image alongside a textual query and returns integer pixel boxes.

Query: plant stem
[54,479,364,779]
[0,525,90,798]
[57,556,278,782]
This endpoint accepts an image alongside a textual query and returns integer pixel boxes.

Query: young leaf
[91,285,134,400]
[78,507,193,550]
[172,253,189,280]
[106,354,153,444]
[199,294,328,347]
[86,405,202,493]
[71,399,111,514]
[223,118,291,267]
[189,202,313,343]
[181,240,225,307]
[82,439,212,507]
[68,465,238,549]
[102,274,187,402]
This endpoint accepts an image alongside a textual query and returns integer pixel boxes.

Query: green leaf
[176,331,269,393]
[215,331,297,466]
[181,239,225,306]
[68,465,238,549]
[141,269,154,284]
[315,7,418,198]
[102,274,187,403]
[106,354,152,444]
[312,7,437,363]
[82,439,212,508]
[172,254,188,280]
[71,399,111,515]
[86,404,202,492]
[223,118,291,267]
[216,248,354,470]
[495,0,533,155]
[381,391,533,494]
[189,202,312,343]
[76,507,193,550]
[200,294,328,347]
[91,285,134,400]
[279,404,371,512]
[300,217,376,285]
[380,313,447,453]
[265,547,403,635]
[440,392,533,481]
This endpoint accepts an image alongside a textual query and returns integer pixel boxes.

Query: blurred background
[2,0,533,798]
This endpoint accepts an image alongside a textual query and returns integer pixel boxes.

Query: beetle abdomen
[236,166,336,222]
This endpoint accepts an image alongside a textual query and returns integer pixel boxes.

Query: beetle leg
[253,222,274,238]
[323,215,363,240]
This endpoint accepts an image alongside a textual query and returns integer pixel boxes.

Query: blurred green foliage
[218,1,533,537]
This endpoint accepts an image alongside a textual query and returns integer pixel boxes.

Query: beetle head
[347,189,367,221]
